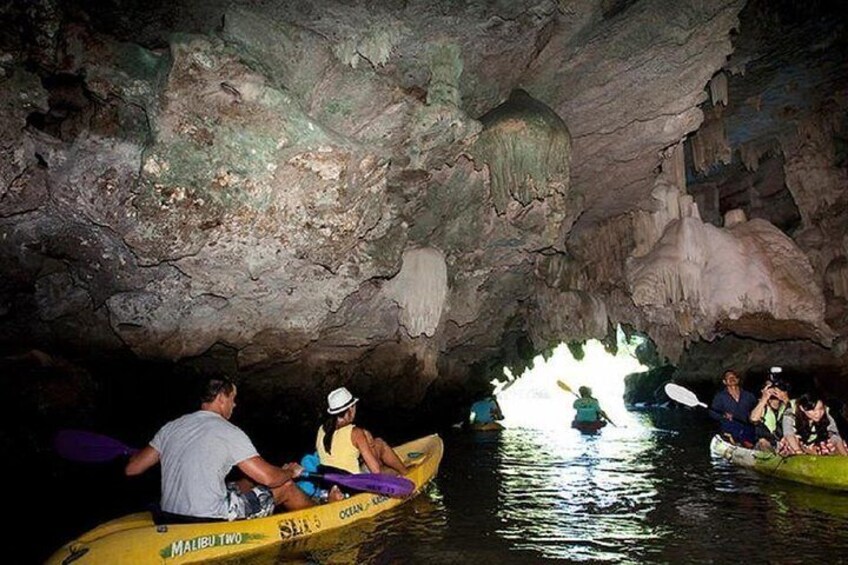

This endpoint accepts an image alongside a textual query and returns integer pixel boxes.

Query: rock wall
[2,0,846,405]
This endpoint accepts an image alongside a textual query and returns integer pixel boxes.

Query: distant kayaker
[572,386,610,427]
[316,387,408,497]
[749,373,790,452]
[470,395,504,426]
[780,393,848,456]
[709,370,757,447]
[125,376,314,522]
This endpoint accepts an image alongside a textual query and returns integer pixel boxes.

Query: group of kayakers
[125,376,406,524]
[710,367,848,456]
[467,382,611,431]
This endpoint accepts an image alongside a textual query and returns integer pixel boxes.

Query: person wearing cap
[126,376,314,523]
[749,369,791,452]
[316,387,408,482]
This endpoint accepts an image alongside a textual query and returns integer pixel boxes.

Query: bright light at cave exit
[495,329,647,429]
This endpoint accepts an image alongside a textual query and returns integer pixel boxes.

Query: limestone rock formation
[1,0,846,407]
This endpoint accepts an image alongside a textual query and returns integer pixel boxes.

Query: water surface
[242,410,848,564]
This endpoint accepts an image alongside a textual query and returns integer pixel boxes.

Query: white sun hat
[327,386,359,415]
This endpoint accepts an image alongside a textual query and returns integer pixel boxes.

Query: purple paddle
[54,430,416,498]
[300,471,415,498]
[54,430,139,463]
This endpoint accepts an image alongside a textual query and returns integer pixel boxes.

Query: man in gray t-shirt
[126,377,313,520]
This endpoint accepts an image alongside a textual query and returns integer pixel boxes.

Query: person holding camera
[749,367,790,452]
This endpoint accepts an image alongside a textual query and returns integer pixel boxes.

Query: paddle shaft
[664,384,754,427]
[706,404,755,427]
[57,430,414,497]
[299,471,414,497]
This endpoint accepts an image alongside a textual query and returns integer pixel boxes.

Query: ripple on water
[226,411,848,564]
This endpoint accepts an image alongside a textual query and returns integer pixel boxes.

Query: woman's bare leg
[372,437,408,474]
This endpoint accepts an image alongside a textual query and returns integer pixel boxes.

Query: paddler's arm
[492,398,504,421]
[825,410,848,455]
[238,456,303,488]
[125,445,160,476]
[781,411,804,454]
[709,394,731,421]
[749,387,771,423]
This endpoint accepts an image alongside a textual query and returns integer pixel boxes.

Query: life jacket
[788,400,830,445]
[762,403,787,436]
[573,397,600,423]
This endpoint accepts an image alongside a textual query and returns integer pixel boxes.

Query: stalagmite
[724,208,746,227]
[632,143,699,257]
[627,214,831,345]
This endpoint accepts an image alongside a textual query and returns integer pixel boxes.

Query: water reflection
[495,415,665,563]
[192,410,848,564]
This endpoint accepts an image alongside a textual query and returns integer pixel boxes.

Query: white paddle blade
[664,383,706,408]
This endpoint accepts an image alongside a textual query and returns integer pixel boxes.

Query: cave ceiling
[0,0,846,401]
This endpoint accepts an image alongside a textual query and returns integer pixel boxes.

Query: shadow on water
[43,408,848,564]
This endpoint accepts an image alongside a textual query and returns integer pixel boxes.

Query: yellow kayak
[47,435,443,564]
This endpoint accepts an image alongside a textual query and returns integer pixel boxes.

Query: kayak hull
[710,434,848,491]
[571,420,606,433]
[47,434,443,564]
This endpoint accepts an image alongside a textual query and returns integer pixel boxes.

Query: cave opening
[493,330,648,430]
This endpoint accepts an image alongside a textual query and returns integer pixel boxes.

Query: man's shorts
[225,483,275,521]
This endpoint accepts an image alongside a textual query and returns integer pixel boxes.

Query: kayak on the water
[46,435,443,565]
[572,420,606,433]
[710,434,848,491]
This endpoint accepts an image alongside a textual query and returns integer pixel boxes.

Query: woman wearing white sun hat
[316,387,408,480]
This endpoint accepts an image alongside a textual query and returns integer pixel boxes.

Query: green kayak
[710,435,848,491]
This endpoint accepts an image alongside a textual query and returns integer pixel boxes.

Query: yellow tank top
[316,425,360,474]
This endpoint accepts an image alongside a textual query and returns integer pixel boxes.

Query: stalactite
[571,215,634,287]
[690,106,732,173]
[383,247,448,338]
[825,256,848,299]
[739,142,765,172]
[667,141,687,194]
[709,71,728,106]
[781,113,847,226]
[473,89,572,214]
[529,287,608,348]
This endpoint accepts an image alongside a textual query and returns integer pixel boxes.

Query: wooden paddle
[54,429,415,498]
